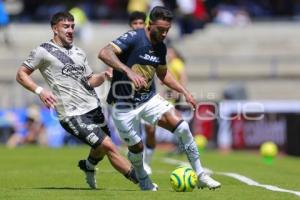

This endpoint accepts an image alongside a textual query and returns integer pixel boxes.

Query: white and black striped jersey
[23,40,99,119]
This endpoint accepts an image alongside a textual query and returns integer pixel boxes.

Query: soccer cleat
[78,160,97,189]
[197,173,221,190]
[139,175,158,191]
[144,163,152,175]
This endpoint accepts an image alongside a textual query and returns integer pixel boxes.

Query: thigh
[111,106,142,146]
[142,94,174,125]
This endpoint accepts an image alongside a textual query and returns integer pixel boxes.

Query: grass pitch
[0,145,299,200]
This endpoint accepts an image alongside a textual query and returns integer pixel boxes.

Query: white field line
[163,158,300,197]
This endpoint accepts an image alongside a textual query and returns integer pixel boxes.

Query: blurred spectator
[176,0,196,37]
[127,0,149,14]
[0,111,19,144]
[214,4,251,26]
[149,0,164,10]
[69,6,93,44]
[0,0,10,46]
[217,81,248,152]
[7,0,300,23]
[128,10,147,29]
[6,105,47,148]
[93,0,126,20]
[234,9,251,26]
[193,0,209,29]
[162,0,177,11]
[39,107,66,148]
[223,81,248,100]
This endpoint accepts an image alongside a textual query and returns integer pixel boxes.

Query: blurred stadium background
[1,0,300,156]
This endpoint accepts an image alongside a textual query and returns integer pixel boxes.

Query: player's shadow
[33,187,137,192]
[34,187,98,190]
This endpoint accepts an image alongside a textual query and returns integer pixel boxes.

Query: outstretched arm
[87,71,112,88]
[156,65,196,109]
[98,44,146,89]
[16,66,57,108]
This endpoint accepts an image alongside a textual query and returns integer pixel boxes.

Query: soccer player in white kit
[98,6,221,191]
[16,12,138,189]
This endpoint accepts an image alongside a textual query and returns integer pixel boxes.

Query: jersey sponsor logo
[62,63,85,79]
[139,54,160,63]
[61,64,93,91]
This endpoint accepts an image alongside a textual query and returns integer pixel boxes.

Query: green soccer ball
[260,141,278,157]
[170,166,197,192]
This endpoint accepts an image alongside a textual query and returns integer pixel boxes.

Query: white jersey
[23,40,99,119]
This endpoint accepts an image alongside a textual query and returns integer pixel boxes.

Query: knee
[173,120,190,135]
[128,141,144,153]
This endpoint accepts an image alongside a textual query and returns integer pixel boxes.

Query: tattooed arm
[98,44,146,89]
[98,44,127,73]
[156,65,196,109]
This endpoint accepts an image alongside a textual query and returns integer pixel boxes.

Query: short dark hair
[149,6,173,23]
[129,11,146,24]
[50,12,74,27]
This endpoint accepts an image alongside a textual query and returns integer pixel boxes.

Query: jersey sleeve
[23,46,45,70]
[110,30,138,53]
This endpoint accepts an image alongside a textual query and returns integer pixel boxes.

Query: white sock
[128,151,148,179]
[173,121,204,176]
[144,147,154,165]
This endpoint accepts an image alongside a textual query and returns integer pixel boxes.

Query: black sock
[87,155,102,165]
[124,167,139,184]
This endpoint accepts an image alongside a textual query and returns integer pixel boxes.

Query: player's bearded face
[54,20,74,47]
[150,20,171,43]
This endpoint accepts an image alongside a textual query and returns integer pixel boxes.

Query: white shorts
[111,94,174,146]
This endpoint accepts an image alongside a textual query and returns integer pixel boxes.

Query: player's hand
[39,89,57,109]
[103,70,112,81]
[184,92,197,110]
[126,69,147,90]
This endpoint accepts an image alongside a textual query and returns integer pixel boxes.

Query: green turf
[0,145,299,200]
